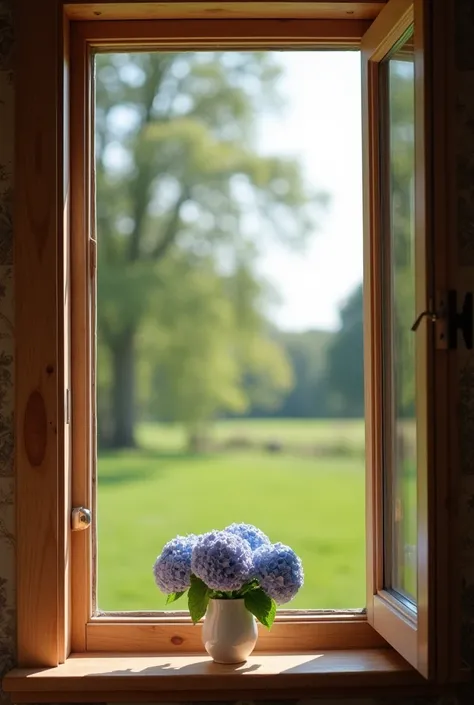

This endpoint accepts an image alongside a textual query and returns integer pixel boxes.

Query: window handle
[411,291,473,350]
[411,309,438,331]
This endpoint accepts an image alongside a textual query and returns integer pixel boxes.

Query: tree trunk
[110,329,136,448]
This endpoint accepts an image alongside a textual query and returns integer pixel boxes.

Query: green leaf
[238,580,259,596]
[188,574,210,624]
[244,588,277,629]
[166,591,185,605]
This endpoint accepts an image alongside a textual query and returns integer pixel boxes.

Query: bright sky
[257,52,363,332]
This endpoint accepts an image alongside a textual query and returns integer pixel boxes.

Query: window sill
[3,649,439,702]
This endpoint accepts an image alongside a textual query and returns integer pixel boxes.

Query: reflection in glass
[384,32,417,603]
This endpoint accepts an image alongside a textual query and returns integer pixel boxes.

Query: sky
[256,51,363,332]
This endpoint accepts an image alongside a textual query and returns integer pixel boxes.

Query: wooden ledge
[64,2,387,22]
[3,649,431,702]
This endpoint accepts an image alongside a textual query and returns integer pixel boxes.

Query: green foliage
[188,575,210,624]
[95,51,325,448]
[244,588,277,629]
[165,591,185,605]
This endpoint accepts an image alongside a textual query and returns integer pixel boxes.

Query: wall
[0,0,473,703]
[0,0,15,692]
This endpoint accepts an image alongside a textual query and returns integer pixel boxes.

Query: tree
[135,253,293,450]
[326,284,364,418]
[96,51,325,447]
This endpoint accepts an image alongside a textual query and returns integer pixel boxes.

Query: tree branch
[151,186,190,261]
[128,57,173,263]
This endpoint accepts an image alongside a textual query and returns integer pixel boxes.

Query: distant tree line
[238,286,364,420]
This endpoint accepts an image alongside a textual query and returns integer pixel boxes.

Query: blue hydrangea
[153,534,198,594]
[253,542,304,605]
[224,523,271,551]
[191,530,253,591]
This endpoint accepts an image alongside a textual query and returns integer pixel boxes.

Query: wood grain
[14,0,454,682]
[70,21,94,652]
[442,0,464,683]
[361,0,391,622]
[75,17,370,46]
[429,0,463,683]
[64,1,387,21]
[360,0,442,679]
[23,391,48,467]
[373,593,417,670]
[3,649,424,702]
[86,617,387,652]
[15,0,66,668]
[58,9,73,664]
[360,0,412,61]
[69,13,376,658]
[3,686,458,705]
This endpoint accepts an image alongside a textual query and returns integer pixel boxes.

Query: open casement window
[362,0,433,678]
[8,0,459,699]
[68,0,435,673]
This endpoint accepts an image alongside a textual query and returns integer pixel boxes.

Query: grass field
[97,419,367,612]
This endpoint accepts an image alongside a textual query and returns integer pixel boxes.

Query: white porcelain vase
[202,598,258,664]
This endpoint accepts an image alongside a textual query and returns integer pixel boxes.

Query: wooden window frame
[11,0,461,697]
[69,13,380,658]
[361,0,427,675]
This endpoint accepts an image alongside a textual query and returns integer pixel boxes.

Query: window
[10,0,457,696]
[382,30,417,605]
[94,47,365,614]
[361,0,435,676]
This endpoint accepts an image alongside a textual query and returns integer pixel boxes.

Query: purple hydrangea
[224,523,271,551]
[253,542,304,605]
[153,534,198,594]
[191,530,253,591]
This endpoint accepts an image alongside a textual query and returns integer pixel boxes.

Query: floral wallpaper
[0,1,473,705]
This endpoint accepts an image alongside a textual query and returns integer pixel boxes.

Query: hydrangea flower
[153,534,198,594]
[253,542,304,605]
[191,530,253,591]
[224,523,271,551]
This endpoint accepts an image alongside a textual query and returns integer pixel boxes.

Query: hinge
[434,291,448,350]
[89,238,97,277]
[447,290,473,349]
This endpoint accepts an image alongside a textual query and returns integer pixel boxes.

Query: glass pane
[94,50,365,612]
[383,31,417,603]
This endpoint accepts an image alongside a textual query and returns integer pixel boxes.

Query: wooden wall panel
[15,0,67,667]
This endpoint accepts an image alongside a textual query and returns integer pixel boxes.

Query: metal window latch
[411,309,438,331]
[411,291,473,350]
[71,507,92,531]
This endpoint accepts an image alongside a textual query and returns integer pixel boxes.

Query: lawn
[97,419,366,612]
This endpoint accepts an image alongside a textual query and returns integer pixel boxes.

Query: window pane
[94,51,365,612]
[383,32,417,603]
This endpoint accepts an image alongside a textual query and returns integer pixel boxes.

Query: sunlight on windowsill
[3,649,430,703]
